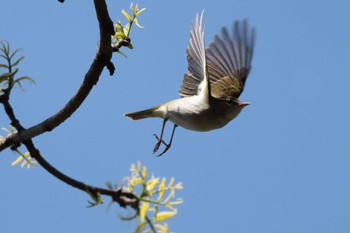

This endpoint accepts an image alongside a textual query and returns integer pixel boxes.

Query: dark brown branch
[0,0,115,152]
[0,91,23,151]
[0,91,24,132]
[23,140,138,209]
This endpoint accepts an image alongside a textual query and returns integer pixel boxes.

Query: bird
[124,12,255,156]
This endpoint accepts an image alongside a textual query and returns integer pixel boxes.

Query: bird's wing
[206,20,255,100]
[179,12,210,99]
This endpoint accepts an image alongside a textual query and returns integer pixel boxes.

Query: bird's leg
[153,119,168,153]
[156,124,178,157]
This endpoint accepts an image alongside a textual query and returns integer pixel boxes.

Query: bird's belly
[167,111,229,132]
[164,97,237,132]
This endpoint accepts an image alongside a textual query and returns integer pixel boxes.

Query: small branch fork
[0,0,138,209]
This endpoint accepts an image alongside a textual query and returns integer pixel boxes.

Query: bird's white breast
[164,96,238,132]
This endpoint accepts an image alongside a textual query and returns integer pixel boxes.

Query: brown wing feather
[179,12,208,98]
[210,76,242,100]
[206,19,255,99]
[179,17,255,99]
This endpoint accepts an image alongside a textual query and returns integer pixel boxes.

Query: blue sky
[1,0,350,232]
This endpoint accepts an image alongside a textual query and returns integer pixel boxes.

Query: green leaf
[9,48,23,60]
[0,73,9,83]
[123,23,130,37]
[134,222,147,233]
[6,41,10,55]
[139,202,150,224]
[0,64,9,69]
[0,46,5,54]
[122,9,132,21]
[12,55,25,67]
[0,54,8,60]
[11,155,23,166]
[117,50,128,58]
[86,190,103,208]
[154,210,177,222]
[0,81,9,90]
[129,3,135,15]
[115,21,123,31]
[15,76,35,84]
[114,32,126,39]
[134,18,144,29]
[0,69,18,81]
[135,7,146,16]
[0,41,10,56]
[12,151,37,168]
[14,80,24,91]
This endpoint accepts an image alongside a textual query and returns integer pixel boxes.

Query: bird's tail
[124,106,161,120]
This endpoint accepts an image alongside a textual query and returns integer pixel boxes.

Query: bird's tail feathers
[124,106,161,120]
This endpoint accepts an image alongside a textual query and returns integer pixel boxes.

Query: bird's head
[210,96,249,122]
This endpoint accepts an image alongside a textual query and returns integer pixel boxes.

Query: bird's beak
[238,101,250,107]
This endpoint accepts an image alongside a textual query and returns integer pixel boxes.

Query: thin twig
[1,87,138,209]
[145,216,157,233]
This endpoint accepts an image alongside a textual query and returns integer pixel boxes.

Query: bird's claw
[153,134,169,156]
[156,145,171,157]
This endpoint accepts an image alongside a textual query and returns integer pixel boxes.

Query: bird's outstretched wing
[179,12,210,99]
[207,20,255,100]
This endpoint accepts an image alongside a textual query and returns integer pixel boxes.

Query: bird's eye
[226,99,234,105]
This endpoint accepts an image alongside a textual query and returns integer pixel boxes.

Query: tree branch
[24,139,138,209]
[0,0,115,152]
[0,94,138,208]
[0,0,139,209]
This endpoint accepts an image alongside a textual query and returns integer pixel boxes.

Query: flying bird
[124,12,255,156]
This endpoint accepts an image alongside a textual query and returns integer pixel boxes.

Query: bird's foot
[156,145,171,157]
[153,134,170,156]
[153,134,166,152]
